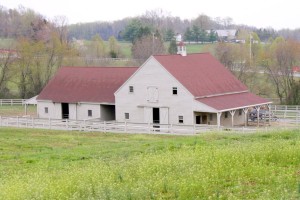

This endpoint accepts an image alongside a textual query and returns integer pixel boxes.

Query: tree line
[0,5,300,104]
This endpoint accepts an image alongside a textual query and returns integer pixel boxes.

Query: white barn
[37,51,271,127]
[115,53,271,127]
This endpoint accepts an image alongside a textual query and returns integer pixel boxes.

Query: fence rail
[0,99,27,106]
[0,116,298,135]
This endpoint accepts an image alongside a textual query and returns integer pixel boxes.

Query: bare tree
[132,35,165,63]
[262,37,300,103]
[0,50,16,97]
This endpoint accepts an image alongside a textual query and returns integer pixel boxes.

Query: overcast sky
[1,0,300,30]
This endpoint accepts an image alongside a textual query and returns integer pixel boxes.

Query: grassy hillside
[0,38,15,49]
[0,128,299,199]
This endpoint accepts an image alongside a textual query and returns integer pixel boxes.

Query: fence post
[66,119,68,130]
[171,124,173,134]
[32,117,34,128]
[11,99,13,106]
[49,118,52,129]
[124,121,127,133]
[0,116,2,126]
[17,116,19,127]
[148,123,150,134]
[104,121,106,133]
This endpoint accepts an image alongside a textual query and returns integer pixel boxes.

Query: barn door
[144,107,152,123]
[61,103,69,119]
[160,107,169,124]
[147,86,159,102]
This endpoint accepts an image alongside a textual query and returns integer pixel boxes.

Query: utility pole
[152,32,155,55]
[249,33,252,67]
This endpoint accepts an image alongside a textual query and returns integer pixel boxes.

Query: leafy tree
[184,27,193,43]
[108,36,121,58]
[165,28,175,41]
[123,19,152,43]
[208,29,217,43]
[91,34,106,58]
[286,81,300,105]
[199,29,208,43]
[168,39,177,54]
[192,25,200,42]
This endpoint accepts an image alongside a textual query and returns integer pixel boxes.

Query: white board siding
[115,58,199,125]
[144,107,152,123]
[69,104,77,120]
[160,107,169,124]
[37,101,62,119]
[77,104,101,120]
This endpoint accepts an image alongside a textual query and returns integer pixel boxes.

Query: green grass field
[0,128,299,199]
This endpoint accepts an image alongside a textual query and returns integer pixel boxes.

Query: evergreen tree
[168,39,177,54]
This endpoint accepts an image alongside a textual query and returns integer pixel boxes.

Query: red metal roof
[37,66,138,103]
[154,53,248,97]
[197,92,271,111]
[292,66,300,72]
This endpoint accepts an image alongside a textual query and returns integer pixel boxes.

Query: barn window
[125,113,129,120]
[88,110,92,117]
[239,109,242,116]
[172,87,178,95]
[44,107,48,114]
[178,115,184,124]
[225,111,228,118]
[129,86,134,93]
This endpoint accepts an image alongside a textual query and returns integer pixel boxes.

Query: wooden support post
[267,104,271,126]
[229,110,236,127]
[217,112,222,129]
[255,106,261,127]
[243,108,249,127]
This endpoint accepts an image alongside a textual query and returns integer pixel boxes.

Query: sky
[1,0,300,30]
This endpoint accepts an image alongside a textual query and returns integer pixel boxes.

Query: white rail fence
[0,104,299,134]
[1,116,298,135]
[0,99,27,106]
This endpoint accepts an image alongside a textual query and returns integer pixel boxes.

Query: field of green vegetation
[0,128,299,199]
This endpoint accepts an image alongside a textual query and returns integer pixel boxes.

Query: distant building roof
[37,66,138,103]
[292,66,300,72]
[215,29,237,38]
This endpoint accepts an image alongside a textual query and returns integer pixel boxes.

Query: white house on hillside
[37,47,271,127]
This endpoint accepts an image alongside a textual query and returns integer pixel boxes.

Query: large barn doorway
[61,103,69,119]
[196,116,201,124]
[153,108,160,124]
[100,105,115,121]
